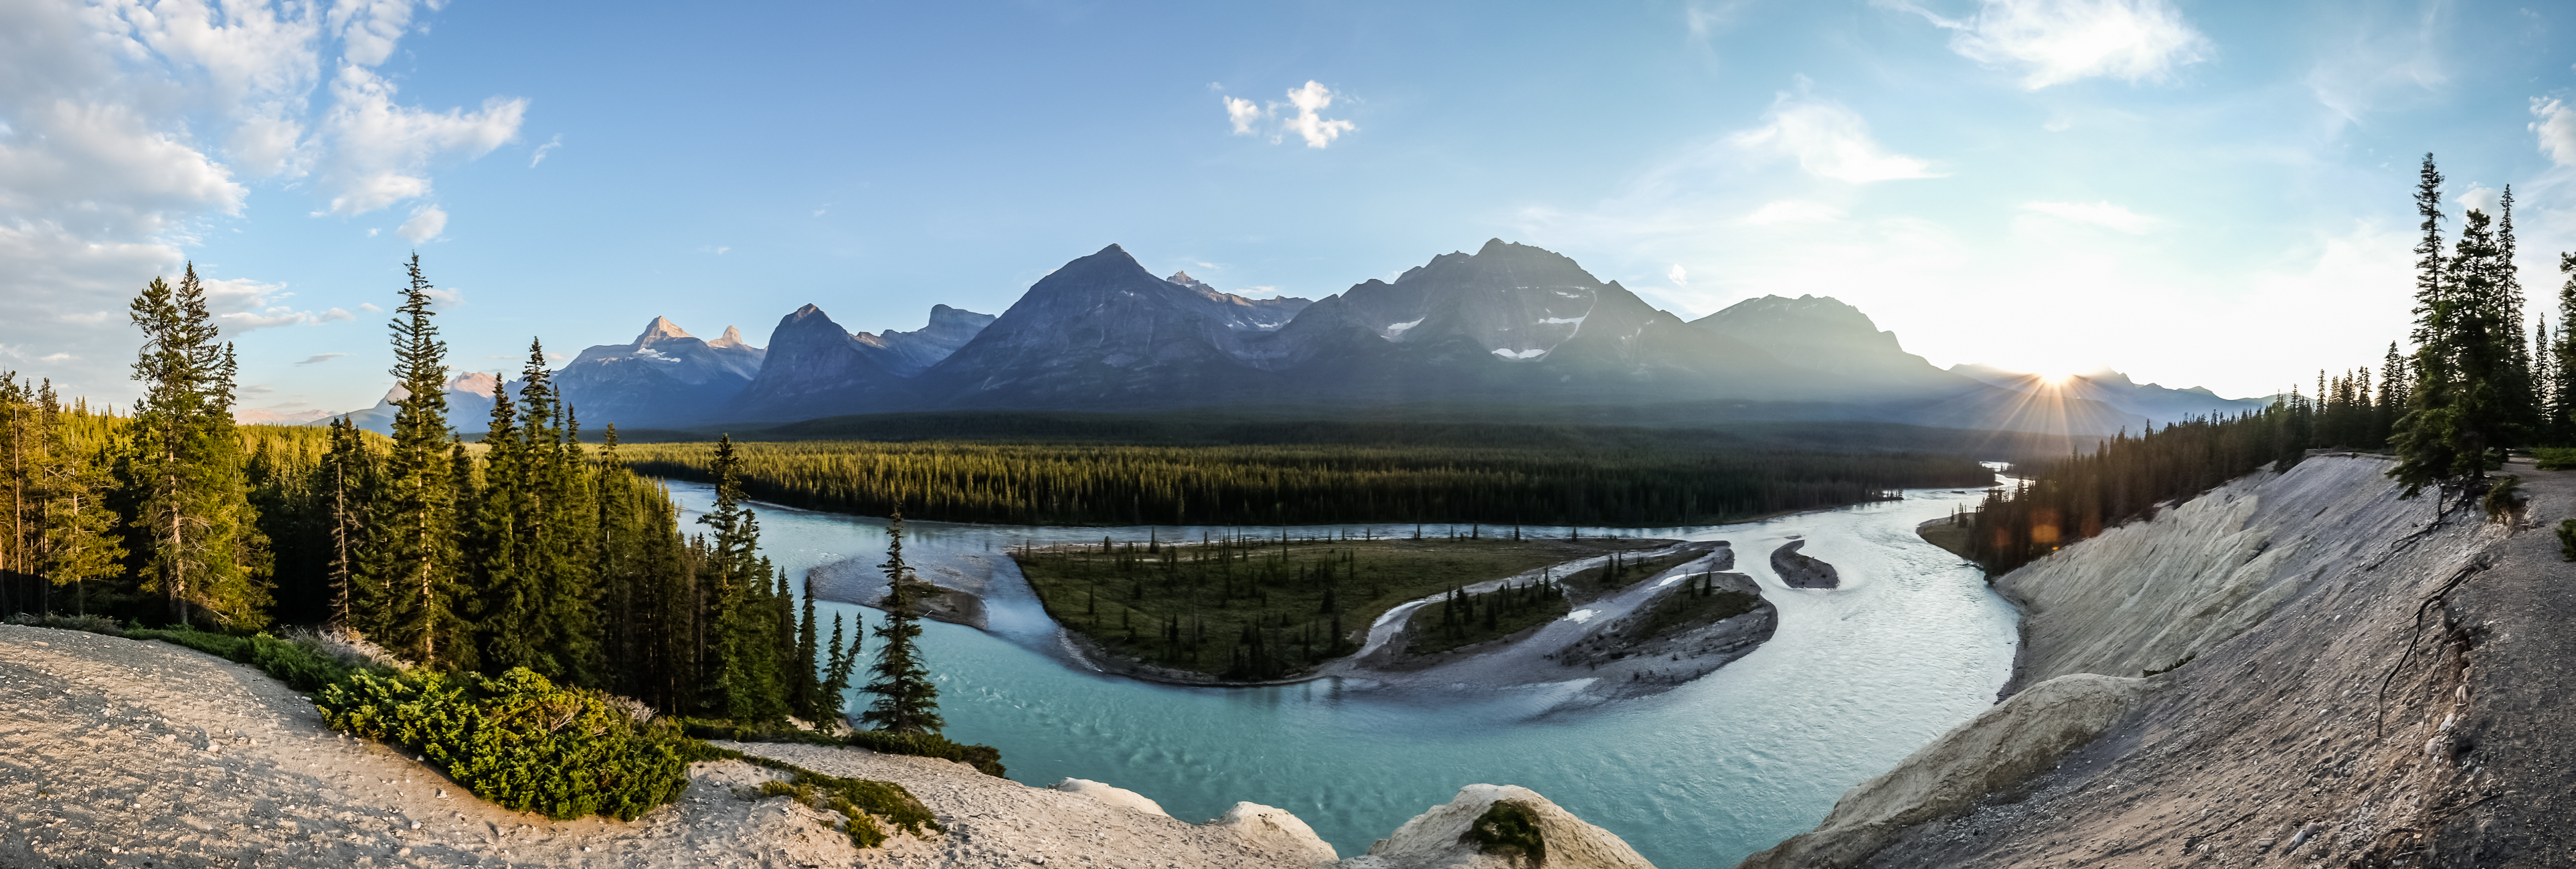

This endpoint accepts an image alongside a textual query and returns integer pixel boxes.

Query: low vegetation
[1462,799,1547,863]
[1404,579,1569,655]
[1620,575,1763,642]
[317,668,694,822]
[1011,530,1668,680]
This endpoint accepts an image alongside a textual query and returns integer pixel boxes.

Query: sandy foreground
[0,624,1343,869]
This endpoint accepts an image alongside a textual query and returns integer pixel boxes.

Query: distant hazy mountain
[725,304,995,422]
[313,240,2154,438]
[549,317,766,429]
[315,372,500,435]
[1951,363,2269,430]
[234,408,337,426]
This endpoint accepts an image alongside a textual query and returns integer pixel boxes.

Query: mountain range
[290,239,2264,439]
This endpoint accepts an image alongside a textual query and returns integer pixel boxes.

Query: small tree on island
[861,509,944,735]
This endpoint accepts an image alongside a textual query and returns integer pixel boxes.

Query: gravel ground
[1838,456,2573,868]
[0,625,1337,868]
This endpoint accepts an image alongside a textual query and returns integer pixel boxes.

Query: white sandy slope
[2,623,1654,868]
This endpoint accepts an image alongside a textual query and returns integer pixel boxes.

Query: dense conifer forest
[620,440,1997,528]
[0,257,922,735]
[1963,155,2576,573]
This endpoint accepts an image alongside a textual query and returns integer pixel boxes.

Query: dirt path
[0,625,1340,868]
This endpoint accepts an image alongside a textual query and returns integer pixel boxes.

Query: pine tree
[700,434,786,722]
[2557,252,2576,446]
[473,370,547,674]
[861,510,943,735]
[819,611,859,725]
[378,254,466,664]
[791,577,824,720]
[2391,207,2522,498]
[38,384,122,617]
[126,266,271,628]
[320,417,380,632]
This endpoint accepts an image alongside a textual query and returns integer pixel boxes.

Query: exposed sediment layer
[1739,455,2575,868]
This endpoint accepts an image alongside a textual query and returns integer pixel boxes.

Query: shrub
[126,628,370,691]
[2559,518,2576,563]
[315,667,692,821]
[847,729,1007,778]
[1460,799,1546,864]
[692,743,941,846]
[2535,447,2576,471]
[5,613,125,636]
[2482,475,2524,524]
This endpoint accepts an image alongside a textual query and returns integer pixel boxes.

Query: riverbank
[1741,454,2573,867]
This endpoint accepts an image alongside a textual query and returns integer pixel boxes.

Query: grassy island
[1011,530,1672,680]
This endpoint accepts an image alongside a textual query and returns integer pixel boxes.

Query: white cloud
[1219,81,1357,149]
[319,66,525,215]
[359,302,383,312]
[317,307,355,322]
[397,204,446,242]
[1280,81,1356,149]
[530,133,562,167]
[2021,201,2160,233]
[1727,96,1942,183]
[2454,185,2498,215]
[2533,98,2576,167]
[1892,0,2211,90]
[40,353,72,363]
[1743,200,1844,224]
[1667,264,1689,286]
[423,287,463,310]
[1224,96,1263,135]
[0,0,519,402]
[295,352,349,365]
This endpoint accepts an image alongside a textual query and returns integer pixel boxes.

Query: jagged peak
[636,316,693,344]
[707,324,754,349]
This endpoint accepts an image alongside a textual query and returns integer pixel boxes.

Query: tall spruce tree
[379,254,466,664]
[473,370,547,674]
[126,266,271,627]
[320,417,380,630]
[39,383,122,617]
[861,510,943,734]
[791,577,824,720]
[819,612,859,725]
[2557,252,2576,445]
[2391,207,2522,497]
[699,434,787,722]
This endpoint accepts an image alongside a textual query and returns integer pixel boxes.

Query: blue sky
[6,0,2576,415]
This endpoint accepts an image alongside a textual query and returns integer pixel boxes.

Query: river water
[662,482,2017,868]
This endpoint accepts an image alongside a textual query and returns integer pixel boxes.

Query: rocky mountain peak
[636,316,692,344]
[707,325,754,349]
[1167,272,1215,293]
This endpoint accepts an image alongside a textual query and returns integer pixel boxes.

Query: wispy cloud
[1889,0,2211,90]
[294,352,349,365]
[2535,98,2576,167]
[529,134,562,167]
[1220,81,1357,149]
[1727,94,1942,183]
[1743,200,1844,225]
[2021,201,2160,233]
[397,204,447,242]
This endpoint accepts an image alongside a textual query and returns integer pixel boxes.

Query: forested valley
[0,257,967,834]
[1963,155,2576,573]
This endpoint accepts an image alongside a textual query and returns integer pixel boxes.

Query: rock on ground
[1345,783,1655,869]
[1051,777,1169,817]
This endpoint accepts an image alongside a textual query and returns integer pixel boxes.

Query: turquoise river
[662,481,2018,868]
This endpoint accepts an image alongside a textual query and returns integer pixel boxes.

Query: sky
[5,0,2576,416]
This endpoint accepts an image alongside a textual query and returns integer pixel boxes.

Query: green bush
[4,613,125,636]
[315,667,692,821]
[691,743,942,846]
[847,729,1007,778]
[2535,447,2576,471]
[2559,518,2575,563]
[126,628,371,691]
[1460,799,1547,863]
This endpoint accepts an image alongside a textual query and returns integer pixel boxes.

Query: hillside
[1740,455,2572,867]
[0,624,1654,868]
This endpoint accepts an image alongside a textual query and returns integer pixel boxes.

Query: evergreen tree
[2391,208,2522,497]
[378,254,466,664]
[861,510,943,735]
[819,611,859,724]
[39,384,122,617]
[473,370,547,674]
[126,266,271,628]
[699,434,787,722]
[319,417,381,630]
[791,577,823,720]
[2557,252,2576,445]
